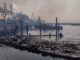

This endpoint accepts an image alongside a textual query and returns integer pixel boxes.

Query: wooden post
[58,23,59,35]
[39,17,42,39]
[56,17,58,40]
[38,17,42,40]
[49,33,51,39]
[3,14,6,36]
[54,18,58,53]
[20,20,23,37]
[26,24,29,37]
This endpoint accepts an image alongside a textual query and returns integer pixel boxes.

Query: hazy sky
[0,0,80,23]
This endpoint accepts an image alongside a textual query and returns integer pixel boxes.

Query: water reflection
[0,45,67,60]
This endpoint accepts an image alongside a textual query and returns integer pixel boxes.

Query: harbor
[0,21,80,60]
[0,1,80,60]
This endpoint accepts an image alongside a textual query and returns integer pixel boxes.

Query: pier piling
[38,17,42,40]
[26,24,29,37]
[55,17,58,40]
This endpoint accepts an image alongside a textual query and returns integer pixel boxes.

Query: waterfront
[23,25,80,42]
[0,25,80,60]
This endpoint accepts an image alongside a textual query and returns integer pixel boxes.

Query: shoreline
[0,36,80,60]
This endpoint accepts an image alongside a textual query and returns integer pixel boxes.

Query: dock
[0,35,80,60]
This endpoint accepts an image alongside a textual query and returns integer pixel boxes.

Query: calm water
[0,45,66,60]
[0,25,80,60]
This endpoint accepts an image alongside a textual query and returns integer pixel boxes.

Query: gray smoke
[0,0,80,23]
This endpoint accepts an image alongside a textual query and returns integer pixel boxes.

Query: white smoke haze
[12,3,20,13]
[0,0,80,23]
